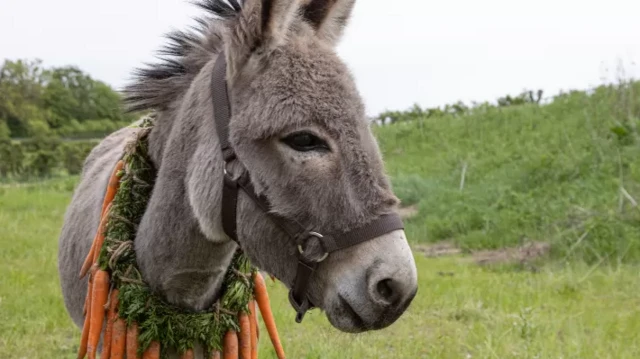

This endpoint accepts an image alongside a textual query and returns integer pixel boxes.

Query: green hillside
[375,81,640,264]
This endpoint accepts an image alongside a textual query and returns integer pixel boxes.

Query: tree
[0,59,47,137]
[0,58,137,138]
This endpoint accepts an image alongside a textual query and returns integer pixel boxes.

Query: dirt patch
[471,241,551,265]
[398,204,419,220]
[413,240,551,267]
[414,241,462,258]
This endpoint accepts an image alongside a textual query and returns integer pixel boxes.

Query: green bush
[60,142,95,175]
[0,139,25,176]
[0,138,97,179]
[25,150,58,177]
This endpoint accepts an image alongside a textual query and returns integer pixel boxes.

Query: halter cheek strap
[211,52,405,323]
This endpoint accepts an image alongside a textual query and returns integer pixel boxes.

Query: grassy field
[376,82,640,264]
[1,181,639,358]
[2,81,640,357]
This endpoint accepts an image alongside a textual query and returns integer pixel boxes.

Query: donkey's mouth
[335,295,368,332]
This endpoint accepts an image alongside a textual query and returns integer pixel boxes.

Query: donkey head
[223,0,418,333]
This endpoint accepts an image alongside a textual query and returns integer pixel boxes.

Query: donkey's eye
[282,132,330,152]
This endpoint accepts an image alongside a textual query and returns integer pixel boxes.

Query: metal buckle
[297,231,329,263]
[223,160,234,178]
[288,289,311,323]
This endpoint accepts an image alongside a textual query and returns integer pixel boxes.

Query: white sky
[1,0,639,116]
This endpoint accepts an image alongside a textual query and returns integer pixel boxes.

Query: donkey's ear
[303,0,356,46]
[225,0,304,77]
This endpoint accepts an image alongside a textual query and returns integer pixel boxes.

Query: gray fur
[58,0,418,356]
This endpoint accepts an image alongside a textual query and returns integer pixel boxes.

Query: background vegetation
[0,59,138,179]
[375,80,640,264]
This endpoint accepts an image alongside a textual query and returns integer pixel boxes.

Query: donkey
[58,0,418,354]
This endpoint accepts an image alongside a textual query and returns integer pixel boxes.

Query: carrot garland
[75,118,287,359]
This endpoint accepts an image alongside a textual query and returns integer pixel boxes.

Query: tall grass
[376,81,640,264]
[1,181,640,358]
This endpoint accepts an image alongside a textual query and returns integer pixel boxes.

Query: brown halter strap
[211,53,405,323]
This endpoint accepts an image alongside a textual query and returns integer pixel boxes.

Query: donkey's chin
[324,292,415,333]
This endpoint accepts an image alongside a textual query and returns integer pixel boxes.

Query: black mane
[123,0,241,112]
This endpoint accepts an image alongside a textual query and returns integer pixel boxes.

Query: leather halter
[211,53,405,323]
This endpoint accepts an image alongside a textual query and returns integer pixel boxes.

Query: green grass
[1,180,640,358]
[376,82,640,263]
[2,82,640,357]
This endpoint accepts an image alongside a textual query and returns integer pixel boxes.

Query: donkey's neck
[134,58,237,311]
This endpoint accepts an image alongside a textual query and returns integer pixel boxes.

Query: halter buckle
[223,160,234,178]
[288,289,312,323]
[297,231,329,263]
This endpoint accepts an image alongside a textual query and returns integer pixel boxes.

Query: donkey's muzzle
[367,274,418,329]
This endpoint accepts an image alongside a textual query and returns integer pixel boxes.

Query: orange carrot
[79,321,90,357]
[77,318,90,359]
[79,239,97,279]
[91,202,112,262]
[82,269,93,316]
[180,349,195,359]
[101,289,119,359]
[223,330,239,359]
[110,318,127,359]
[210,350,222,359]
[142,341,161,359]
[127,321,141,359]
[101,160,124,216]
[79,200,113,279]
[254,304,259,341]
[77,268,95,359]
[87,269,110,359]
[237,313,251,359]
[253,272,285,359]
[248,301,258,359]
[79,159,123,279]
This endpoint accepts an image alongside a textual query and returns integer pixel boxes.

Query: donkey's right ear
[225,0,305,78]
[303,0,356,46]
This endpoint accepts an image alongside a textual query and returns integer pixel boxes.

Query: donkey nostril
[376,278,395,302]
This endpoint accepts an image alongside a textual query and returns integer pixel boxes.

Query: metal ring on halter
[297,231,329,262]
[223,160,234,177]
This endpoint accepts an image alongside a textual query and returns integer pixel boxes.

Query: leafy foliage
[376,90,545,125]
[0,58,138,139]
[0,58,144,179]
[0,139,96,179]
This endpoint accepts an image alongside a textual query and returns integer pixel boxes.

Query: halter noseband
[211,53,405,323]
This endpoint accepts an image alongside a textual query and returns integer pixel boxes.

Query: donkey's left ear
[225,0,305,79]
[303,0,356,46]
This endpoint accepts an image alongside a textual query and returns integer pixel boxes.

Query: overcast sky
[1,0,639,116]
